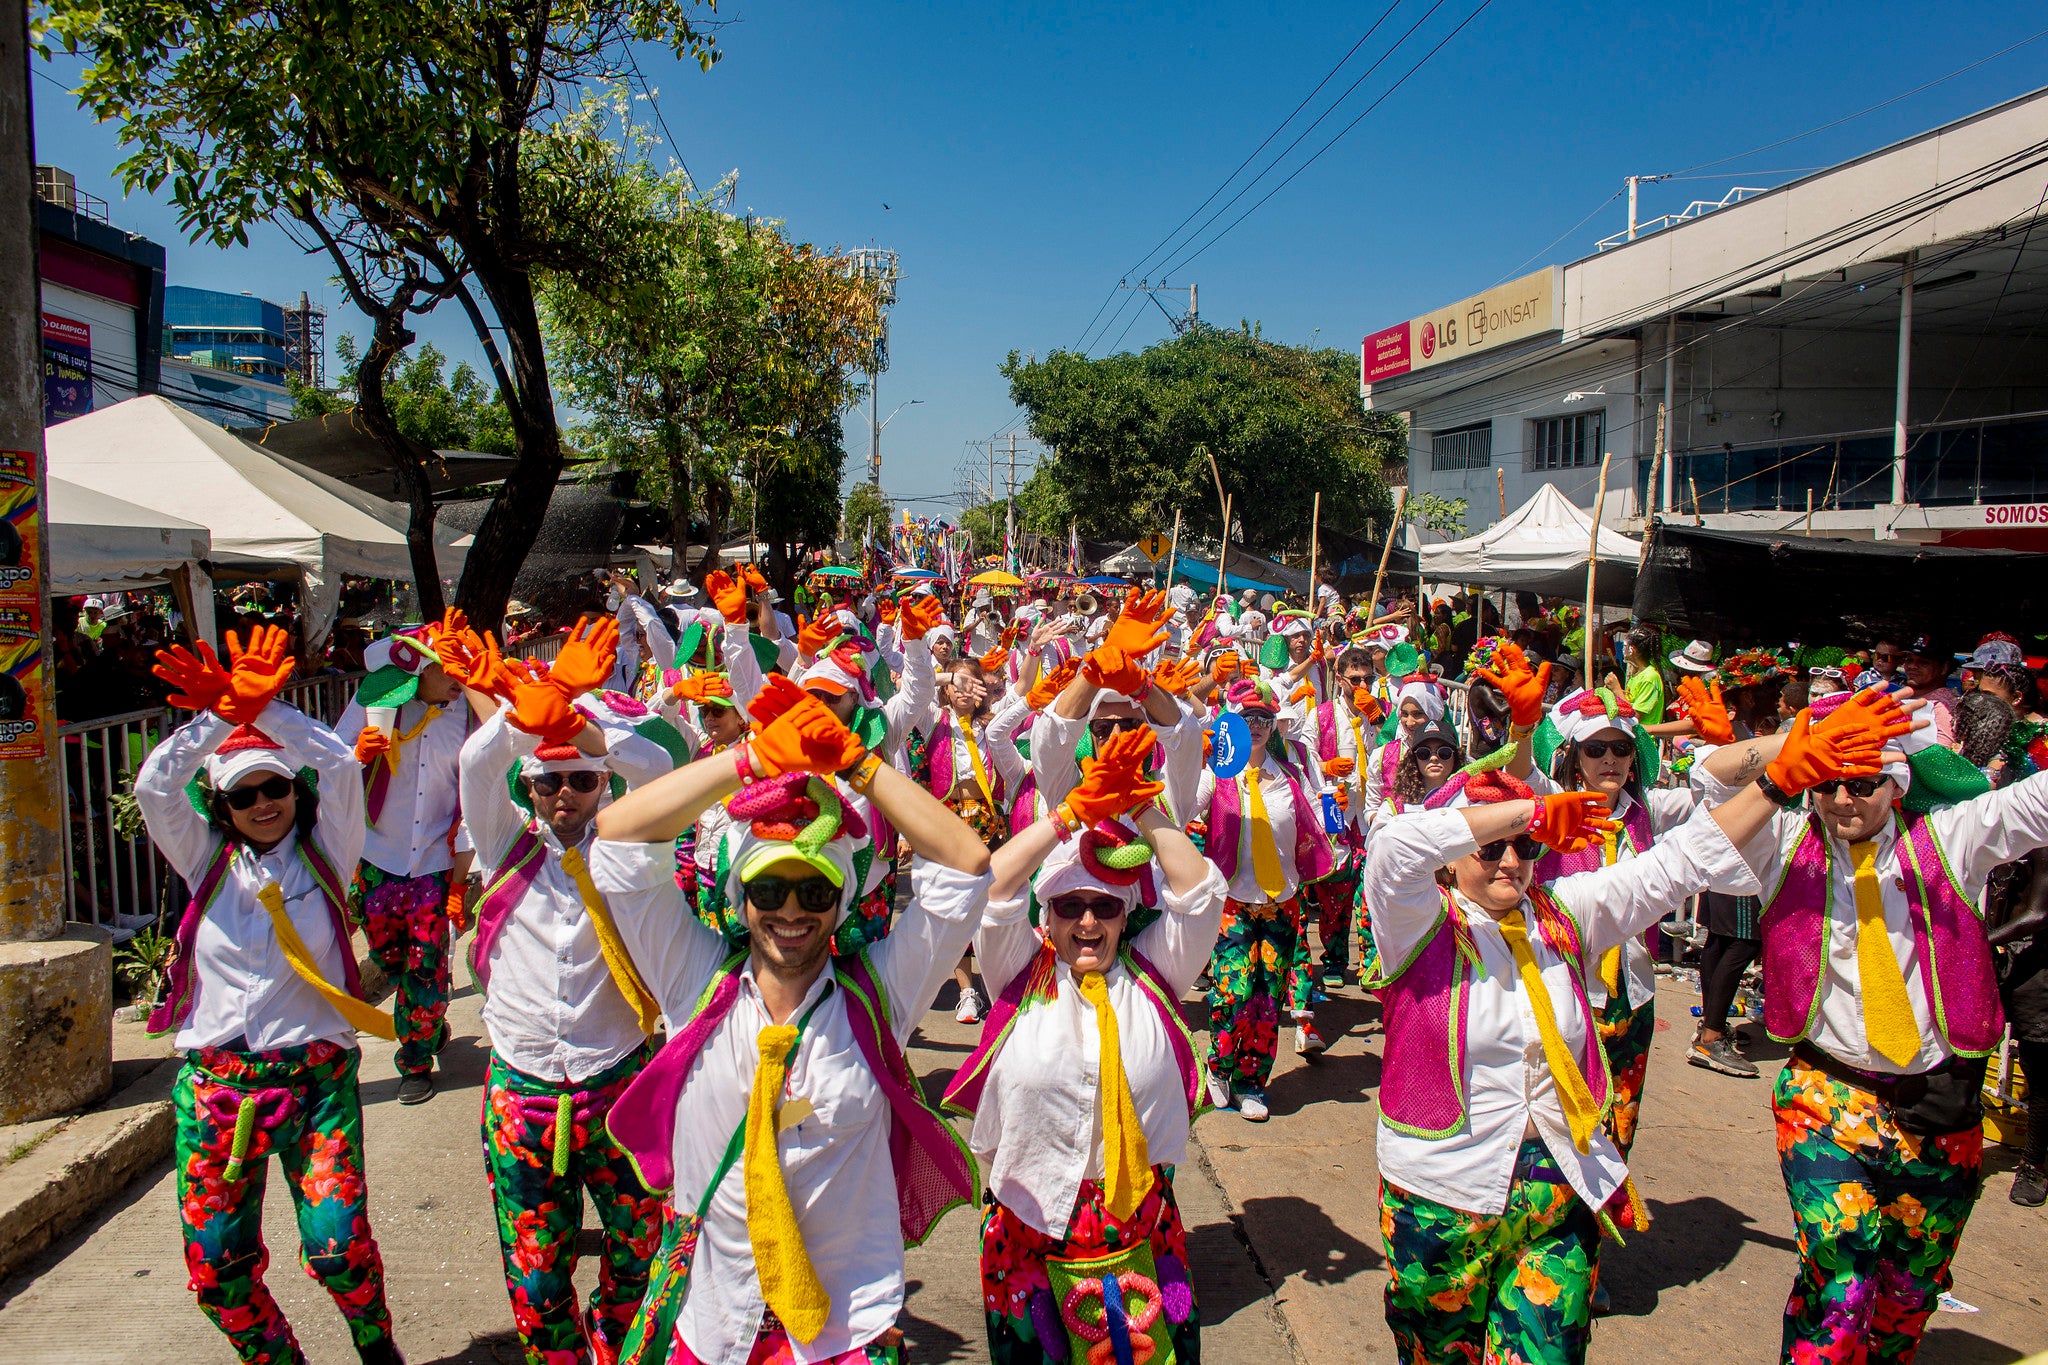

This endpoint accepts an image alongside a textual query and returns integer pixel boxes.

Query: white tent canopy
[46,396,468,643]
[1419,483,1643,603]
[50,475,218,644]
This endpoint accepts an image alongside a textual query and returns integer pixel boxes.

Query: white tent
[49,475,218,643]
[1419,483,1643,603]
[46,396,468,643]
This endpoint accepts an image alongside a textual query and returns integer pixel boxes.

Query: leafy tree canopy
[841,482,893,543]
[290,338,515,459]
[1001,325,1402,557]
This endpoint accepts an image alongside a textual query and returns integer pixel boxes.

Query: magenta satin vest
[1758,813,2004,1057]
[1376,886,1612,1140]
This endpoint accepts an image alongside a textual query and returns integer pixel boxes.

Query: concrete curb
[0,1052,177,1281]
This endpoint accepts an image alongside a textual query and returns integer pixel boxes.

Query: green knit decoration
[795,777,845,860]
[1095,839,1155,870]
[1901,746,1992,816]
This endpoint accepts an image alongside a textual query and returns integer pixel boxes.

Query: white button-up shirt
[593,841,988,1365]
[1365,804,1753,1215]
[334,697,469,878]
[970,863,1227,1237]
[460,704,674,1084]
[1701,765,2048,1073]
[135,703,367,1052]
[1196,755,1307,904]
[1032,699,1206,827]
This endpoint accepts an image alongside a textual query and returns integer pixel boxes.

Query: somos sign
[1985,504,2048,525]
[1362,267,1560,386]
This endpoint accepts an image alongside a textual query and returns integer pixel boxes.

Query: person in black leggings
[1990,847,2048,1205]
[1690,889,1763,1078]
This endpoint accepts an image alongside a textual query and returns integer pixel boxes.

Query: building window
[1529,410,1603,471]
[1430,423,1492,471]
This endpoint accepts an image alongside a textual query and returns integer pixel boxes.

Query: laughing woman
[948,729,1228,1365]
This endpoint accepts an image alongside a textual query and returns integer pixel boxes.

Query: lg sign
[1419,321,1436,359]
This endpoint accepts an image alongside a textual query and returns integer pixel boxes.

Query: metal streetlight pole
[870,398,922,488]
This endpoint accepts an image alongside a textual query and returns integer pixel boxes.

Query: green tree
[842,482,893,544]
[1000,325,1398,557]
[290,337,515,457]
[956,502,1004,556]
[48,0,720,625]
[1411,492,1469,541]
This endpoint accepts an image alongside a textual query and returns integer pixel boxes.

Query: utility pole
[0,0,111,1124]
[1006,433,1018,569]
[846,248,901,484]
[1119,279,1199,334]
[1625,174,1671,240]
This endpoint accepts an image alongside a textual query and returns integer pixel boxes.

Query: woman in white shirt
[950,729,1226,1365]
[139,628,403,1365]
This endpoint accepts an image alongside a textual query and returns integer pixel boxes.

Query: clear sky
[29,1,2048,518]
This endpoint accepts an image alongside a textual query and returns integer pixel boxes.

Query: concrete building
[34,165,165,426]
[1362,87,2048,550]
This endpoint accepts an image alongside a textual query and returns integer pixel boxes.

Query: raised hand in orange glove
[978,645,1009,673]
[434,615,486,683]
[798,614,842,659]
[877,597,899,626]
[1105,590,1170,660]
[1063,727,1164,825]
[1082,643,1147,698]
[1153,656,1203,697]
[1026,658,1080,711]
[462,632,520,702]
[1528,790,1619,855]
[217,625,298,724]
[1766,688,1914,795]
[1289,681,1317,707]
[547,615,619,698]
[1676,675,1735,745]
[153,641,232,713]
[1322,755,1357,781]
[747,675,867,776]
[707,570,748,626]
[509,678,588,746]
[1350,686,1385,724]
[1812,684,1919,749]
[1472,641,1551,729]
[899,594,946,642]
[1211,652,1242,684]
[1311,634,1328,663]
[998,623,1021,650]
[671,673,735,707]
[740,563,770,596]
[354,726,392,768]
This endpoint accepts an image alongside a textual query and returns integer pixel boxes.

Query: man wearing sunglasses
[1692,687,2048,1364]
[452,621,678,1365]
[1363,691,1909,1365]
[588,674,992,1365]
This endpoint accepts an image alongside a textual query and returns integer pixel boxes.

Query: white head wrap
[1547,688,1640,748]
[1396,680,1447,723]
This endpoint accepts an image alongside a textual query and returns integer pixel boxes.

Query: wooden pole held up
[1583,449,1614,687]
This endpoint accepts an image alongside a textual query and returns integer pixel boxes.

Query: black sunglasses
[1416,744,1459,763]
[1475,834,1545,863]
[1048,895,1126,921]
[1577,740,1633,761]
[1812,777,1886,798]
[529,770,605,796]
[745,875,840,914]
[225,775,294,810]
[1089,717,1148,743]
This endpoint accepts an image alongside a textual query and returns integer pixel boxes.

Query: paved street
[3,965,2045,1362]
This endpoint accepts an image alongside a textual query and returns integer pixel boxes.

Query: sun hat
[1668,640,1716,674]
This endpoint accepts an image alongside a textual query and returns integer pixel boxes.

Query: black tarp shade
[1632,521,2048,649]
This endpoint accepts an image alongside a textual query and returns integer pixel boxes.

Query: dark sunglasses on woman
[745,875,840,914]
[529,770,605,796]
[224,775,294,810]
[1577,740,1632,760]
[1416,744,1459,763]
[1475,834,1545,863]
[1088,717,1148,743]
[1047,894,1125,921]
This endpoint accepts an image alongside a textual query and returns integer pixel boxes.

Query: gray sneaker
[1687,1035,1759,1078]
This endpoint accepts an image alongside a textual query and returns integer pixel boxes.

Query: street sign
[1137,533,1169,562]
[1207,712,1251,778]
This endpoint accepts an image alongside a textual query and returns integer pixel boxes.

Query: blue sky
[30,2,2048,517]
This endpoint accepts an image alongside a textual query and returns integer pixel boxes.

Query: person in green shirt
[1620,626,1666,724]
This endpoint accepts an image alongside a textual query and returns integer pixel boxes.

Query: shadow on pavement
[1185,1210,1273,1327]
[1604,1195,1799,1316]
[358,1034,493,1108]
[1266,995,1384,1118]
[1919,1327,2027,1363]
[414,1329,524,1363]
[901,1278,974,1363]
[1237,1193,1384,1287]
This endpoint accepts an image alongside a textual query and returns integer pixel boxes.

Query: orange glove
[1026,658,1080,711]
[547,615,619,698]
[750,689,867,777]
[978,645,1009,673]
[877,597,899,625]
[707,570,748,625]
[998,624,1021,650]
[153,641,232,712]
[1211,652,1242,683]
[1351,686,1385,724]
[509,678,587,746]
[1063,728,1164,825]
[1082,643,1147,698]
[462,632,519,702]
[1334,785,1351,812]
[899,595,946,641]
[671,673,734,706]
[1529,791,1619,855]
[445,879,472,935]
[1766,688,1911,795]
[217,625,297,724]
[1676,676,1735,745]
[745,673,809,729]
[1105,590,1170,659]
[1153,656,1202,697]
[1322,756,1357,781]
[1472,641,1551,729]
[1812,685,1918,749]
[1311,635,1328,663]
[740,564,770,596]
[354,726,391,767]
[798,614,841,658]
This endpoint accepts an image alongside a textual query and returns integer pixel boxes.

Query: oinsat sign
[1361,267,1560,384]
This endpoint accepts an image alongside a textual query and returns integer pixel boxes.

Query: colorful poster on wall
[0,450,42,594]
[0,452,45,760]
[41,313,92,425]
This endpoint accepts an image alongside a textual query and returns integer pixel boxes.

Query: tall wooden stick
[1638,400,1667,574]
[1584,448,1614,686]
[1496,467,1507,520]
[1307,491,1321,616]
[1166,506,1181,593]
[1218,494,1232,600]
[1366,487,1407,623]
[1804,486,1815,536]
[1689,476,1703,525]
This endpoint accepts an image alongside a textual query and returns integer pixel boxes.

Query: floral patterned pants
[1380,1142,1598,1365]
[482,1045,665,1365]
[1206,896,1309,1094]
[355,864,453,1076]
[1313,868,1360,977]
[1773,1056,1982,1365]
[173,1041,393,1364]
[1595,994,1654,1161]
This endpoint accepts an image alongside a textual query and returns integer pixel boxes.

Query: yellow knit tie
[560,846,663,1036]
[381,706,438,775]
[1077,970,1154,1221]
[1245,766,1287,900]
[256,884,396,1040]
[959,716,996,809]
[1596,828,1625,998]
[1497,908,1602,1153]
[745,1024,831,1344]
[1849,839,1921,1068]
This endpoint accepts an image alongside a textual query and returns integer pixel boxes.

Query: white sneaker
[1236,1090,1270,1122]
[1296,1021,1327,1055]
[1205,1070,1233,1111]
[954,987,983,1025]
